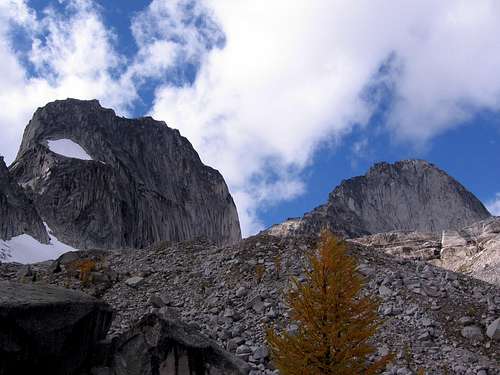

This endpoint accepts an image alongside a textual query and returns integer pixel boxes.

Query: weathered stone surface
[0,156,48,244]
[124,276,144,288]
[461,325,484,341]
[267,160,490,237]
[108,313,249,375]
[9,98,241,249]
[486,318,500,341]
[354,217,500,285]
[0,281,112,375]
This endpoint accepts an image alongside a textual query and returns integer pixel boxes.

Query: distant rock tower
[267,160,491,237]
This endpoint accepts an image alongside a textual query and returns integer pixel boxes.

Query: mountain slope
[352,216,500,285]
[9,99,241,250]
[2,233,497,373]
[268,160,491,237]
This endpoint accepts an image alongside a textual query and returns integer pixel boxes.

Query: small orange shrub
[255,264,265,284]
[67,259,96,284]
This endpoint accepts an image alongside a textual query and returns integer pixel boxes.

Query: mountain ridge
[8,98,241,250]
[267,159,491,237]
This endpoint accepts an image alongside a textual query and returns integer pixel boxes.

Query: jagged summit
[9,98,241,250]
[267,159,491,237]
[366,159,432,176]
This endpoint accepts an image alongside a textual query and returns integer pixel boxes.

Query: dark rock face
[267,160,491,237]
[106,313,249,375]
[0,157,48,244]
[0,281,112,375]
[10,99,241,249]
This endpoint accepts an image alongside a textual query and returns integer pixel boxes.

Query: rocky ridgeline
[2,233,498,374]
[8,98,240,249]
[0,157,48,258]
[267,160,491,238]
[352,217,500,285]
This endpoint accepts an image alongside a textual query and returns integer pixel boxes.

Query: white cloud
[487,193,500,216]
[0,0,136,164]
[125,0,224,84]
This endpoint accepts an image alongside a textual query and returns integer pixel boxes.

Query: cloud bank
[2,0,500,235]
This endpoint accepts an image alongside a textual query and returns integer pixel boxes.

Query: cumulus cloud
[2,0,500,235]
[125,0,224,85]
[146,0,500,234]
[487,193,500,216]
[0,0,135,163]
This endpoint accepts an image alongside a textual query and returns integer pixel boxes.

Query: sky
[1,0,500,236]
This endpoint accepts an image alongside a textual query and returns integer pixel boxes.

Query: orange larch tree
[266,231,392,374]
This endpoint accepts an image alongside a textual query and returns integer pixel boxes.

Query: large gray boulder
[0,156,48,244]
[106,312,249,375]
[9,99,241,249]
[267,160,490,238]
[0,281,113,375]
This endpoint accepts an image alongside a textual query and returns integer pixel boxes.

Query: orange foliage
[255,263,265,284]
[67,259,96,284]
[266,231,393,375]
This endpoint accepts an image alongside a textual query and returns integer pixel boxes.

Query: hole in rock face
[47,139,93,161]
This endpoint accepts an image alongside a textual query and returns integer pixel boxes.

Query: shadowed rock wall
[0,157,48,244]
[10,99,241,249]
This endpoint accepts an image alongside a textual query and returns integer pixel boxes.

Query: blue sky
[1,0,500,235]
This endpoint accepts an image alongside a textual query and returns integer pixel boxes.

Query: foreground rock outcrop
[9,98,241,249]
[0,157,48,246]
[268,160,491,237]
[0,281,112,375]
[101,312,249,375]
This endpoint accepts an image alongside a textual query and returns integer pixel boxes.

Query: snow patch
[47,139,93,160]
[0,224,77,264]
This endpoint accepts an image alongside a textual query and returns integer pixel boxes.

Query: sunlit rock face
[352,216,500,285]
[267,160,491,238]
[10,98,241,250]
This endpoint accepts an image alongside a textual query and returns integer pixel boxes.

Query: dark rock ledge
[98,312,250,375]
[0,281,249,375]
[0,281,112,375]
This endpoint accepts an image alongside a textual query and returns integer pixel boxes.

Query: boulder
[441,230,468,248]
[461,325,484,341]
[486,317,500,341]
[107,313,249,375]
[124,276,145,288]
[0,281,112,375]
